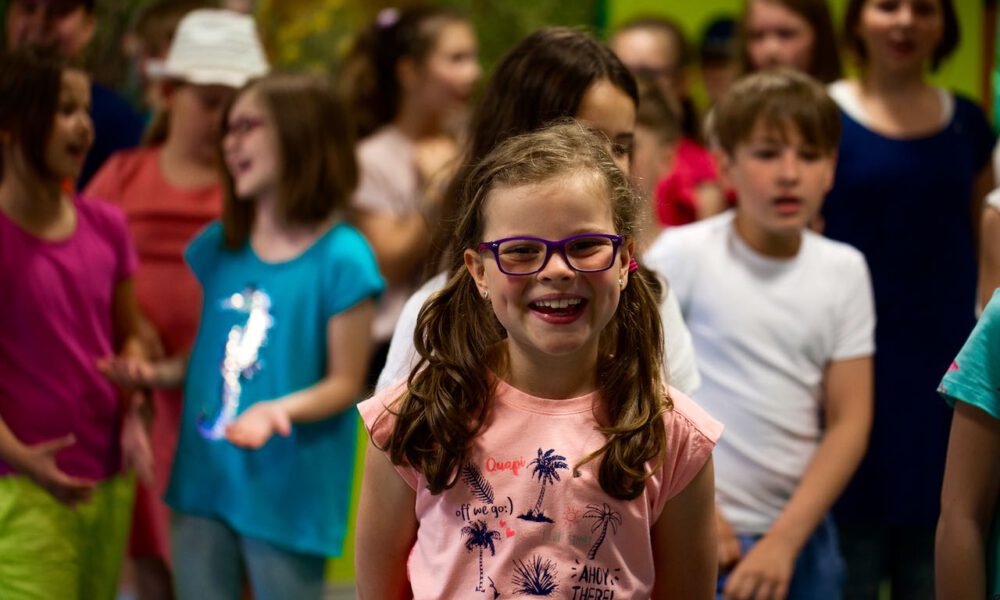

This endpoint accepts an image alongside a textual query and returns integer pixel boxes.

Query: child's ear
[821,150,839,193]
[464,248,488,296]
[714,148,735,190]
[620,238,635,281]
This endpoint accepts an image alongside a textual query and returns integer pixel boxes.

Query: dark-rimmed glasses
[478,234,624,276]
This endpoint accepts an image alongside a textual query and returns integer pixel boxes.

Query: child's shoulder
[663,386,724,447]
[74,193,129,232]
[646,211,731,261]
[358,382,408,446]
[318,221,379,266]
[802,229,869,274]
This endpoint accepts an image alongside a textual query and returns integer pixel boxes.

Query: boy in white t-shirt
[645,69,874,600]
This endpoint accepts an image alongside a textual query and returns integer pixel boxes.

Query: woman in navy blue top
[822,1,995,598]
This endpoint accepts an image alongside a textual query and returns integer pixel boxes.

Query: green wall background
[607,0,985,103]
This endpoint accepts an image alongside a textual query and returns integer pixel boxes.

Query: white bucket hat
[163,9,269,88]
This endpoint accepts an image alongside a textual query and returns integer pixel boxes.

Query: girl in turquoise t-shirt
[103,72,383,600]
[937,290,1000,598]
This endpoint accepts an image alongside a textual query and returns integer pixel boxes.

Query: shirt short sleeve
[939,290,1000,420]
[322,224,385,318]
[357,386,421,490]
[832,250,876,360]
[958,95,997,173]
[650,389,723,518]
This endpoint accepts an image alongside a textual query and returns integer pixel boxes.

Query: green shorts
[0,473,134,600]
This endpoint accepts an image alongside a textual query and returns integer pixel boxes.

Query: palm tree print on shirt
[518,448,568,523]
[462,519,502,592]
[583,503,622,559]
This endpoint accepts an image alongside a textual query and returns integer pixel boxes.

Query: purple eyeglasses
[478,233,624,276]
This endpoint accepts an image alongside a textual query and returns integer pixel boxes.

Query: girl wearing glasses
[376,27,702,401]
[356,123,721,599]
[85,9,266,597]
[102,72,383,599]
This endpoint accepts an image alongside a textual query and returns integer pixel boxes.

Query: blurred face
[410,21,480,122]
[576,79,636,176]
[611,27,684,103]
[465,173,631,371]
[223,88,279,201]
[856,0,944,73]
[44,69,92,181]
[723,118,835,253]
[745,0,816,73]
[632,125,674,199]
[5,0,95,57]
[167,83,234,165]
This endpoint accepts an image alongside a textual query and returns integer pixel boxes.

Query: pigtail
[376,268,505,494]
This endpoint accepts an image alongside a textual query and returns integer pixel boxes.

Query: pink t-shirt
[0,195,137,480]
[358,378,722,599]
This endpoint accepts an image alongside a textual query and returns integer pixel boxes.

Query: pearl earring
[482,289,489,300]
[618,278,625,287]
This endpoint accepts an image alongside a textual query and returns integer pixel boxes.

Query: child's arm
[355,442,418,599]
[225,299,376,449]
[721,356,872,600]
[651,457,717,599]
[111,279,155,486]
[978,204,1000,311]
[936,400,1000,599]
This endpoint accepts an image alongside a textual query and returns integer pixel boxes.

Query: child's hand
[121,399,154,486]
[721,533,796,600]
[97,355,159,389]
[225,401,291,449]
[716,510,743,572]
[17,434,97,506]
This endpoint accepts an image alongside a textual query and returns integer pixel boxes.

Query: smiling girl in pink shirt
[356,122,722,599]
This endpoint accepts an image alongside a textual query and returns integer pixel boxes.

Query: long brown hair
[432,27,638,278]
[220,72,357,248]
[377,122,670,501]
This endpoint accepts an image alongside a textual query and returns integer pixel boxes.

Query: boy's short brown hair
[713,69,840,156]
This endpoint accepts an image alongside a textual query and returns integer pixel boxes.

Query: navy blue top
[80,83,143,190]
[824,94,995,526]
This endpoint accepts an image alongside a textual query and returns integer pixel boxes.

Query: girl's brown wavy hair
[375,122,670,500]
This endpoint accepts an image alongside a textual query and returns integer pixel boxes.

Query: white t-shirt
[644,211,875,534]
[375,271,703,396]
[353,125,421,342]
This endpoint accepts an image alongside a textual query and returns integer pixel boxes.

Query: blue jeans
[716,516,844,600]
[171,512,326,600]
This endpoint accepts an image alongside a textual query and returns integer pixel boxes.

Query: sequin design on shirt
[198,286,274,439]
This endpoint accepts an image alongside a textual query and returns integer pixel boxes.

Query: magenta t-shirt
[0,195,137,480]
[359,378,722,599]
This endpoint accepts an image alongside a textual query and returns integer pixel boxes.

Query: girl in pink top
[356,123,722,599]
[0,50,151,599]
